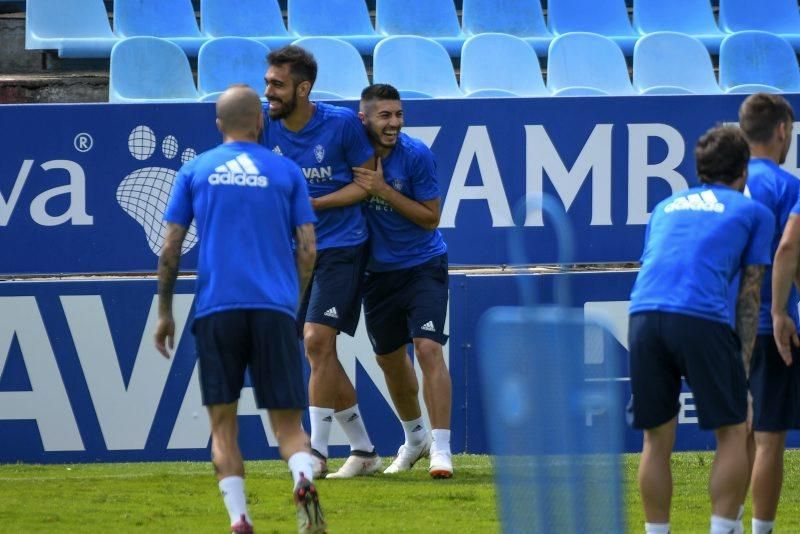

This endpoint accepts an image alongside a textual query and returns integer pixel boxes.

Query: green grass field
[1,451,799,533]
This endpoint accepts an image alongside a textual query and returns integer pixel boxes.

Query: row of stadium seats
[109,32,800,103]
[27,0,800,59]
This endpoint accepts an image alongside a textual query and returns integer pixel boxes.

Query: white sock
[219,476,250,526]
[737,505,744,521]
[711,515,739,534]
[431,428,451,455]
[401,417,427,447]
[288,451,315,486]
[309,406,334,458]
[645,522,670,534]
[752,518,775,534]
[334,404,374,453]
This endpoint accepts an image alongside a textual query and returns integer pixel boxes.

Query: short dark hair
[360,84,401,103]
[739,93,794,144]
[267,45,317,86]
[695,125,750,185]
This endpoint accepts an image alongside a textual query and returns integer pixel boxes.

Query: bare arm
[772,215,800,364]
[737,264,764,376]
[295,222,317,303]
[155,222,188,359]
[311,156,375,211]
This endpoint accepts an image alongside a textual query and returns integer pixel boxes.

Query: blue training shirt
[365,133,447,271]
[164,141,316,320]
[746,158,800,334]
[630,184,774,325]
[260,102,374,250]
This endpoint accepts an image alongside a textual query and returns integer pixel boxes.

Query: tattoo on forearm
[157,224,187,316]
[737,265,764,373]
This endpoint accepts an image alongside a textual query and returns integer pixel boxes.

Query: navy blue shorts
[298,243,368,337]
[628,311,747,430]
[749,334,800,432]
[192,309,306,410]
[363,254,449,355]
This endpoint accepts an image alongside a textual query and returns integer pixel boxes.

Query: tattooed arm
[155,222,188,359]
[737,264,764,376]
[295,222,317,303]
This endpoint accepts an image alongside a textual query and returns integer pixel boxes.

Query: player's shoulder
[398,132,434,163]
[316,101,359,123]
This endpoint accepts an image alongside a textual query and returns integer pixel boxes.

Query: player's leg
[751,430,786,532]
[639,417,677,526]
[711,423,749,528]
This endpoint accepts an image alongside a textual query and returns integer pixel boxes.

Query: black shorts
[749,334,800,432]
[192,309,306,410]
[363,253,449,355]
[298,243,368,337]
[628,311,747,430]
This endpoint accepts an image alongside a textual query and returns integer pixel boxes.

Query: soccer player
[628,125,774,534]
[739,93,799,534]
[154,85,325,533]
[261,45,380,479]
[352,84,453,478]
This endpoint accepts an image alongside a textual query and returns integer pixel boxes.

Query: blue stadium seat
[291,37,368,100]
[633,32,722,95]
[548,0,639,55]
[719,0,800,50]
[26,0,118,57]
[461,0,552,56]
[547,32,636,96]
[719,31,800,93]
[201,0,293,49]
[110,36,200,102]
[373,36,463,98]
[288,0,381,55]
[197,37,269,99]
[113,0,207,56]
[460,33,549,97]
[376,0,466,57]
[633,0,725,54]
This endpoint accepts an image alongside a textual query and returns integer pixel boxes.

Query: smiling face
[264,64,300,120]
[361,98,404,152]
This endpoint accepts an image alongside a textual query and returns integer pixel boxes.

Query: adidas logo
[324,307,338,319]
[411,424,423,432]
[322,415,333,422]
[208,154,268,187]
[421,321,436,333]
[664,190,725,214]
[273,145,283,155]
[347,413,360,422]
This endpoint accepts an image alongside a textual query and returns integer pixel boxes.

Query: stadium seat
[460,33,549,97]
[633,0,725,54]
[25,0,118,57]
[719,0,800,50]
[719,31,800,93]
[291,37,368,100]
[109,36,200,102]
[288,0,381,55]
[633,32,722,95]
[197,37,269,98]
[547,32,636,96]
[548,0,639,55]
[376,0,466,57]
[113,0,207,56]
[201,0,293,49]
[373,36,463,98]
[461,0,553,56]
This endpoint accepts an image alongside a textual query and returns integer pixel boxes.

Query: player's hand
[772,312,798,366]
[154,316,176,359]
[352,158,389,197]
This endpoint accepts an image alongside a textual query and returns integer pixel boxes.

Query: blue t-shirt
[365,133,448,271]
[630,184,774,325]
[746,158,800,334]
[164,141,316,320]
[260,102,374,250]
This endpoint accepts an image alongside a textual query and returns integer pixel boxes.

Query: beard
[366,123,399,150]
[267,93,298,120]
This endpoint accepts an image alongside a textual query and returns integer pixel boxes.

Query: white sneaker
[429,449,453,479]
[326,450,382,479]
[384,434,432,474]
[311,449,328,479]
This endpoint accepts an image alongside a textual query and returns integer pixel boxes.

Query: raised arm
[155,222,188,359]
[772,215,800,364]
[295,222,317,302]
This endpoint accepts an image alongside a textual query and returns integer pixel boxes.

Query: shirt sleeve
[790,188,800,216]
[742,203,776,266]
[164,164,194,227]
[410,144,441,202]
[340,110,374,168]
[289,161,317,228]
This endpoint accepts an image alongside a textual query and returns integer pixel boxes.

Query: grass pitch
[2,451,800,533]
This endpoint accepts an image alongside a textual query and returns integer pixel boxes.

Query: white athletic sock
[710,514,739,534]
[334,404,374,453]
[431,428,451,455]
[644,522,670,534]
[401,416,427,447]
[288,451,315,486]
[309,406,334,458]
[737,505,744,521]
[752,518,775,534]
[219,476,250,526]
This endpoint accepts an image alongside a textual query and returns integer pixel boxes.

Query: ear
[297,80,312,98]
[215,117,223,134]
[358,110,366,124]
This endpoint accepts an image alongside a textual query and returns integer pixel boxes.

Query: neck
[750,143,782,164]
[374,143,394,159]
[223,132,257,143]
[282,101,315,132]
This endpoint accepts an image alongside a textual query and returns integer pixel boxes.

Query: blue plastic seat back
[634,0,721,36]
[547,32,636,96]
[197,37,269,96]
[462,0,550,38]
[292,37,368,99]
[27,0,113,39]
[376,0,461,37]
[460,33,548,96]
[633,32,721,94]
[548,0,637,37]
[114,0,203,38]
[719,0,800,34]
[110,36,199,102]
[719,31,800,92]
[373,36,463,98]
[201,0,289,38]
[289,0,376,36]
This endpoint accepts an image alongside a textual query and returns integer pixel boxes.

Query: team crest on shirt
[391,178,404,191]
[314,144,325,163]
[272,145,283,156]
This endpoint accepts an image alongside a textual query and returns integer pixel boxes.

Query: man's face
[264,64,298,120]
[362,99,404,150]
[779,119,794,164]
